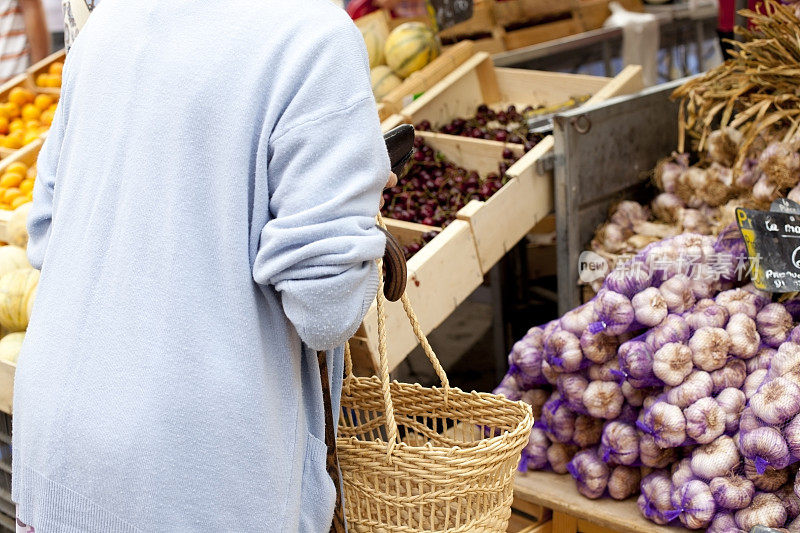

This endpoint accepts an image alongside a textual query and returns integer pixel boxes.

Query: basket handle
[344,214,451,448]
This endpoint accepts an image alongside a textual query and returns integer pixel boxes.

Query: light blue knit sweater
[12,1,388,531]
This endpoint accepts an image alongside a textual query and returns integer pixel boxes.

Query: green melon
[384,22,440,79]
[371,66,403,102]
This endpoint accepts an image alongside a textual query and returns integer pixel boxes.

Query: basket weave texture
[338,248,533,533]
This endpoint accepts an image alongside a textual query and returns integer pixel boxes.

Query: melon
[0,268,38,332]
[384,22,439,79]
[360,26,386,68]
[0,332,24,365]
[0,245,30,277]
[7,202,30,248]
[371,66,402,102]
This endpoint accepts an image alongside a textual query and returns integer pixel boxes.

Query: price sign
[426,0,473,31]
[736,199,800,292]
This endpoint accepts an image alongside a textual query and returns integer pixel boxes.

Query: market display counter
[513,471,688,533]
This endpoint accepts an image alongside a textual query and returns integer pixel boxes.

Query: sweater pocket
[299,432,337,532]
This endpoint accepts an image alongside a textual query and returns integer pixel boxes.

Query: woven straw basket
[338,259,534,532]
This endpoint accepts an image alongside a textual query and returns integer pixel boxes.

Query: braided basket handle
[344,214,451,448]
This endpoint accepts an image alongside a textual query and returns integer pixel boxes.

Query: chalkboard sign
[427,0,473,31]
[736,203,800,292]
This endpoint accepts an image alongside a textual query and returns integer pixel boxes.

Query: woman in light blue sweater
[12,1,390,531]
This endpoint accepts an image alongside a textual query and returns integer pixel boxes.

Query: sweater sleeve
[27,91,65,269]
[252,21,389,351]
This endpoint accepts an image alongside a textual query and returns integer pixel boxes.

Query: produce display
[363,22,440,102]
[381,136,517,228]
[0,87,56,151]
[32,60,63,90]
[0,244,37,365]
[0,160,36,211]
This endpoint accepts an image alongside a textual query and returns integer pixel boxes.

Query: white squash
[7,202,30,248]
[0,332,24,364]
[0,245,30,277]
[0,268,38,332]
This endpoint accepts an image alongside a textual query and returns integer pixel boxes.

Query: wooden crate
[25,49,65,97]
[439,0,496,39]
[493,0,571,28]
[0,74,51,159]
[399,52,643,273]
[502,16,584,50]
[514,471,689,533]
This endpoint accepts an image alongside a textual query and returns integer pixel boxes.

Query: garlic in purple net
[608,466,640,500]
[639,433,678,468]
[659,275,695,315]
[520,428,549,471]
[573,415,603,449]
[583,381,623,420]
[560,303,597,336]
[544,329,584,374]
[567,449,610,500]
[744,369,768,399]
[727,313,761,359]
[740,427,791,471]
[778,484,800,520]
[717,290,761,319]
[520,389,549,421]
[685,397,726,444]
[710,359,746,394]
[621,382,650,407]
[685,299,729,332]
[707,128,743,167]
[667,370,713,408]
[542,393,576,444]
[757,303,794,348]
[587,359,620,383]
[735,492,787,531]
[638,470,677,525]
[790,515,800,533]
[653,342,694,386]
[708,512,745,533]
[748,346,777,374]
[769,342,800,384]
[671,479,716,530]
[604,267,653,300]
[557,374,589,414]
[672,458,695,488]
[547,442,578,474]
[690,435,740,481]
[645,314,691,353]
[591,290,635,336]
[618,340,659,386]
[739,408,762,434]
[689,327,731,372]
[716,387,746,434]
[600,422,638,466]
[541,359,558,386]
[782,412,800,458]
[710,475,754,510]
[580,329,618,365]
[750,376,800,425]
[630,287,667,328]
[493,372,522,401]
[640,401,686,448]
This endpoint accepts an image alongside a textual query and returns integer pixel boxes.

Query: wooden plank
[513,497,549,522]
[495,68,610,107]
[418,131,523,175]
[553,512,579,533]
[359,219,484,372]
[0,360,14,415]
[514,471,689,533]
[469,34,508,55]
[25,49,64,97]
[383,218,439,246]
[584,65,644,106]
[502,18,583,51]
[440,0,495,39]
[380,113,406,133]
[577,520,618,533]
[523,522,553,533]
[493,0,570,27]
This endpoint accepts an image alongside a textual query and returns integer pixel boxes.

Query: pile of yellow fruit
[34,60,62,89]
[0,87,56,150]
[0,160,35,210]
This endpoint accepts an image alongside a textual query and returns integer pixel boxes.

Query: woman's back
[12,1,388,531]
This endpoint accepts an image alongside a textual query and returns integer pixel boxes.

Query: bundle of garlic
[496,227,800,529]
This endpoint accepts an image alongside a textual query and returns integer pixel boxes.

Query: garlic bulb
[547,442,577,474]
[685,299,729,331]
[757,303,794,347]
[638,470,676,525]
[600,422,639,466]
[671,479,716,530]
[573,415,603,448]
[521,428,550,470]
[641,401,686,448]
[542,393,576,444]
[508,338,546,388]
[646,314,690,353]
[739,408,762,433]
[740,427,791,471]
[710,359,746,394]
[667,370,713,408]
[639,433,678,468]
[750,376,800,425]
[710,476,754,511]
[631,287,667,328]
[659,275,695,314]
[541,359,558,386]
[621,381,649,407]
[592,290,635,336]
[560,303,597,336]
[580,329,617,365]
[689,326,731,372]
[690,436,740,481]
[587,359,620,383]
[610,200,649,230]
[707,128,742,167]
[744,462,790,492]
[493,373,522,401]
[653,342,694,386]
[652,193,684,224]
[558,374,589,414]
[778,484,800,520]
[753,175,780,205]
[748,346,777,373]
[790,515,800,533]
[520,389,549,421]
[604,267,653,300]
[735,492,787,530]
[759,140,800,189]
[594,223,629,254]
[672,458,696,488]
[567,449,610,500]
[782,412,800,458]
[744,368,768,399]
[715,387,746,434]
[685,397,726,444]
[619,340,659,386]
[544,329,584,374]
[608,466,640,500]
[582,381,623,420]
[769,342,800,385]
[680,208,713,234]
[707,512,745,533]
[726,313,761,359]
[717,290,761,319]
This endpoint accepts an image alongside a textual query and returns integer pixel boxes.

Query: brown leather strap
[319,350,347,533]
[378,226,407,303]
